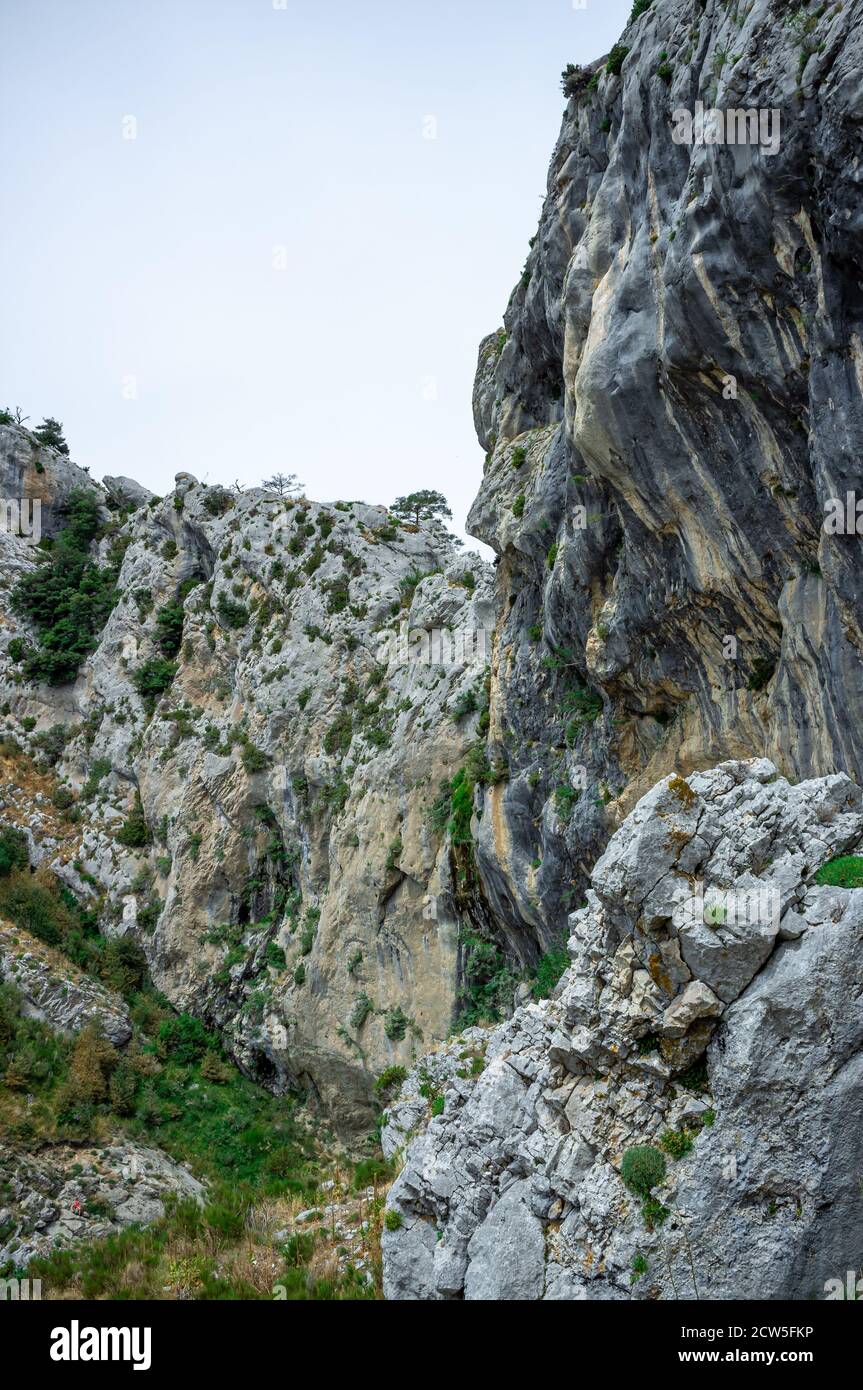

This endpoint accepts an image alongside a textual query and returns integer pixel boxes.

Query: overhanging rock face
[382,761,863,1300]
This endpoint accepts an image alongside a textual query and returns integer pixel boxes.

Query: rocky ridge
[0,425,496,1132]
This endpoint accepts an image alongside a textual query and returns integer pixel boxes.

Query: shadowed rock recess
[1,0,862,1299]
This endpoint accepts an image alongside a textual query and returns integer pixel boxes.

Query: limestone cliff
[0,424,495,1133]
[2,0,862,1268]
[466,0,863,955]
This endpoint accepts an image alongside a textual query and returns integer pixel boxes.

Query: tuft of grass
[814,855,863,889]
[620,1145,666,1197]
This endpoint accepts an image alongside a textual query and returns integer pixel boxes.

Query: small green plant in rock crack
[661,1128,694,1160]
[350,994,374,1030]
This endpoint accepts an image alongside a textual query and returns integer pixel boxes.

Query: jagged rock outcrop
[102,476,154,512]
[0,423,103,538]
[382,760,863,1300]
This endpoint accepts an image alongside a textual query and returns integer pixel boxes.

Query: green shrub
[216,592,249,629]
[153,597,189,658]
[353,1158,393,1190]
[11,489,119,684]
[554,782,580,822]
[202,1184,252,1241]
[82,756,112,798]
[677,1056,709,1093]
[620,1145,667,1197]
[116,793,150,848]
[531,946,569,1000]
[457,927,516,1026]
[511,445,527,468]
[350,994,373,1030]
[0,824,29,877]
[562,684,603,743]
[384,1210,403,1231]
[448,767,475,845]
[383,1007,409,1042]
[241,742,268,773]
[324,712,352,756]
[642,1197,669,1229]
[747,655,776,691]
[512,494,526,518]
[606,44,630,76]
[33,417,69,454]
[265,941,287,971]
[299,907,320,956]
[157,1012,210,1065]
[561,63,591,98]
[133,657,178,712]
[629,0,652,19]
[814,855,863,889]
[202,486,234,516]
[661,1128,694,1160]
[200,1051,233,1084]
[0,868,92,957]
[33,723,68,761]
[374,1065,407,1095]
[108,1061,139,1115]
[99,936,148,995]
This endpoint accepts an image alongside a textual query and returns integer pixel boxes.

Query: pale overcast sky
[0,0,631,545]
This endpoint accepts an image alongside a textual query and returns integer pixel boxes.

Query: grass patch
[814,855,863,889]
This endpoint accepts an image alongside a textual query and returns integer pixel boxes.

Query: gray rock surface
[102,475,154,511]
[0,1138,205,1270]
[0,422,104,538]
[462,0,863,959]
[382,760,863,1300]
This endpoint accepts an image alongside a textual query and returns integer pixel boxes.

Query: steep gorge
[2,0,863,1300]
